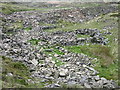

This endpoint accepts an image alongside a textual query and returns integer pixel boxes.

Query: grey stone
[84,83,91,88]
[59,68,68,77]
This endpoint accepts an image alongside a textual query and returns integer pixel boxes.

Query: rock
[45,76,54,80]
[31,59,38,66]
[94,75,100,81]
[84,83,91,88]
[59,68,68,77]
[54,54,59,57]
[6,73,13,77]
[76,72,83,75]
[45,49,53,52]
[83,65,98,75]
[1,5,118,88]
[54,83,61,87]
[68,81,77,85]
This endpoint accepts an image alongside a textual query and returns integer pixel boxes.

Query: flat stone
[59,69,68,77]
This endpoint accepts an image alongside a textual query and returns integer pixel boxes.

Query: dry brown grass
[90,45,114,67]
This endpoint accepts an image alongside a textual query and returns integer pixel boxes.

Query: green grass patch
[94,62,118,80]
[64,44,118,81]
[44,46,65,55]
[24,26,32,31]
[28,39,41,45]
[13,22,23,29]
[3,22,23,30]
[52,57,65,66]
[45,20,80,32]
[65,44,114,66]
[43,46,65,66]
[39,22,55,26]
[53,48,65,55]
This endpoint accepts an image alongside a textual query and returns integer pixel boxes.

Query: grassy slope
[1,56,30,88]
[64,13,118,83]
[1,55,50,88]
[0,3,36,14]
[0,2,106,15]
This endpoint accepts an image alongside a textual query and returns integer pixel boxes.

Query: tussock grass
[1,56,30,88]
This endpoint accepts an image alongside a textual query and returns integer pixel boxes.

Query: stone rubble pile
[54,5,117,22]
[1,27,117,88]
[0,4,118,88]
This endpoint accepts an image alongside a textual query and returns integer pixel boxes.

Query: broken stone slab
[31,59,38,66]
[83,64,98,75]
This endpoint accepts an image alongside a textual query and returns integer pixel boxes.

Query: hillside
[0,2,119,88]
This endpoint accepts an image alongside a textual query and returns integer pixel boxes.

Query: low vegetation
[0,3,35,15]
[1,2,119,87]
[64,13,118,84]
[2,56,30,87]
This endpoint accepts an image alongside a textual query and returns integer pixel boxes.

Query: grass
[77,34,90,38]
[24,26,32,31]
[39,22,55,26]
[2,21,23,35]
[65,44,118,80]
[0,3,36,15]
[70,2,106,8]
[44,46,65,56]
[110,12,120,17]
[43,46,65,66]
[1,56,30,88]
[3,22,23,29]
[64,44,114,62]
[13,22,23,29]
[63,12,118,83]
[43,52,65,66]
[53,48,65,55]
[52,57,65,66]
[28,39,41,45]
[45,13,118,33]
[1,56,50,88]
